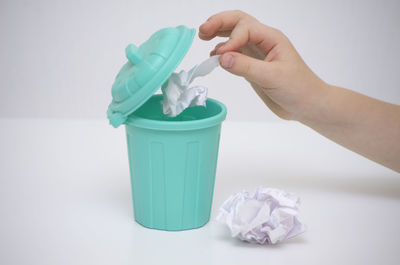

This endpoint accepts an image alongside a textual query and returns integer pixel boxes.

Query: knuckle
[273,28,289,41]
[271,27,283,37]
[233,9,248,18]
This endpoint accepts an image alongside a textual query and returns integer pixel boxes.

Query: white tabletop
[0,118,399,265]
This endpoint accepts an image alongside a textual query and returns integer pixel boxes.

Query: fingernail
[221,54,234,68]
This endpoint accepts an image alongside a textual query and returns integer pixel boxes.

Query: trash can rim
[126,95,227,131]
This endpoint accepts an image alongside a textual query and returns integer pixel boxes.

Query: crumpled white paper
[161,55,220,117]
[216,187,306,244]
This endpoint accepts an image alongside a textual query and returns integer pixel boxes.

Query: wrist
[293,80,333,125]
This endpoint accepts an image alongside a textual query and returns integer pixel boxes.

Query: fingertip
[220,53,235,69]
[199,16,221,40]
[198,21,213,40]
[198,31,208,40]
[199,21,211,32]
[216,44,229,55]
[216,39,239,54]
[215,46,224,54]
[198,30,214,41]
[219,51,272,84]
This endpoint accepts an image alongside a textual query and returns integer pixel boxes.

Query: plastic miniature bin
[107,26,226,231]
[125,94,226,230]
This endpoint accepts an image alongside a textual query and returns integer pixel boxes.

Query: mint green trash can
[107,26,227,230]
[126,95,226,230]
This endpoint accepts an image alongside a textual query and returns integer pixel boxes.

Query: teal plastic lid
[107,25,196,128]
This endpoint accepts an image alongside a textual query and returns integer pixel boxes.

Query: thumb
[219,52,273,85]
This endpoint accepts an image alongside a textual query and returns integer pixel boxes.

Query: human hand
[199,10,328,121]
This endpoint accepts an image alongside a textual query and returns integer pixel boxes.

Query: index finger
[199,10,247,40]
[199,10,282,55]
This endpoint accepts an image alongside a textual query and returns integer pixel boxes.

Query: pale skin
[199,10,400,173]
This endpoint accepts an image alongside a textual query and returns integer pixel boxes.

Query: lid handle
[125,44,143,65]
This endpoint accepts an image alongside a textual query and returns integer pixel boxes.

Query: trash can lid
[107,25,196,128]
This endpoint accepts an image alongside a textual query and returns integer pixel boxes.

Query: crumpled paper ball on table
[216,187,306,244]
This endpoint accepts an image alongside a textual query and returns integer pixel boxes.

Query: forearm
[199,10,400,172]
[298,83,400,172]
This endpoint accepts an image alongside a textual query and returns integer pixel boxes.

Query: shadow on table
[278,175,400,199]
[214,226,307,249]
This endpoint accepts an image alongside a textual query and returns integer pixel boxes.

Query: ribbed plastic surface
[125,95,226,230]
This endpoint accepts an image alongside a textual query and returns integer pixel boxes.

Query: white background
[1,1,400,265]
[0,0,399,121]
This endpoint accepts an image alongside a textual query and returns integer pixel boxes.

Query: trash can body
[125,95,226,230]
